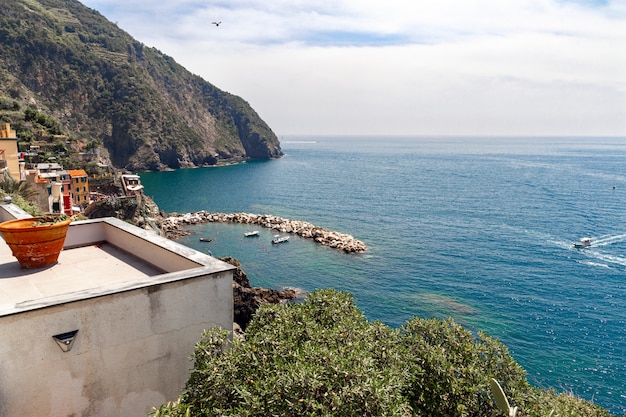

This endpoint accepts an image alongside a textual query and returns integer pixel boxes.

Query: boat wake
[577,260,610,269]
[552,232,626,269]
[588,234,626,247]
[556,233,626,250]
[587,251,626,268]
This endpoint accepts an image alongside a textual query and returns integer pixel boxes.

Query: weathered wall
[0,271,233,417]
[0,140,19,182]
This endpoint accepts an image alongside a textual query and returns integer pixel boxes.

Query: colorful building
[121,174,144,196]
[0,123,20,181]
[67,169,89,207]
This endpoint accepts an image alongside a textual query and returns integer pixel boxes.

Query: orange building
[67,169,89,207]
[0,123,20,181]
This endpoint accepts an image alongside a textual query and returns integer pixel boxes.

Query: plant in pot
[0,214,73,268]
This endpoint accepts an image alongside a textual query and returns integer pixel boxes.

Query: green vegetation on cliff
[0,0,282,171]
[153,289,614,417]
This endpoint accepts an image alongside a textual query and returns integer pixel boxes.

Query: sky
[79,0,626,137]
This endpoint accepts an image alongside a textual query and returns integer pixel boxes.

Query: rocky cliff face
[0,0,282,171]
[222,257,298,331]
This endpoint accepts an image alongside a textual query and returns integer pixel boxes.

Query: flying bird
[212,21,221,26]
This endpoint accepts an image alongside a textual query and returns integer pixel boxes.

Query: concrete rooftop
[0,206,235,317]
[0,239,164,315]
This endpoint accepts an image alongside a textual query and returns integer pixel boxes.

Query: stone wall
[162,211,367,253]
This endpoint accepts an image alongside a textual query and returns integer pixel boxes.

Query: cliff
[0,0,282,171]
[222,256,299,331]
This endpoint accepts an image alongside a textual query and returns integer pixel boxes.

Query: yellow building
[0,123,20,181]
[67,169,89,207]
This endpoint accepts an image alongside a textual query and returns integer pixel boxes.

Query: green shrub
[399,317,530,416]
[0,172,42,216]
[176,290,411,416]
[152,289,617,417]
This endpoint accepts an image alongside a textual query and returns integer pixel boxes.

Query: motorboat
[573,237,592,248]
[271,236,290,244]
[244,230,260,237]
[199,237,212,242]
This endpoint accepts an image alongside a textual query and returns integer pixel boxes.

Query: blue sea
[140,136,626,414]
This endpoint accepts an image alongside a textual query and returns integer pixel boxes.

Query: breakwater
[162,211,367,253]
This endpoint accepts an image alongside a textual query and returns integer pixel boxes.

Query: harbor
[162,211,367,253]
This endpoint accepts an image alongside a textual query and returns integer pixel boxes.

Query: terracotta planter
[0,217,72,268]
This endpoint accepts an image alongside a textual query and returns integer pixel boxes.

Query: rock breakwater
[162,211,367,253]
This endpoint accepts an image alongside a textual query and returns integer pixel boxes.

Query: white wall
[0,271,233,417]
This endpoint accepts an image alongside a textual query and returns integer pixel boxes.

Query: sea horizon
[141,135,626,414]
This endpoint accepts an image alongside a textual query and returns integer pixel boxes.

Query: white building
[0,205,235,416]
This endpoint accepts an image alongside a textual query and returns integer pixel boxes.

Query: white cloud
[81,0,626,135]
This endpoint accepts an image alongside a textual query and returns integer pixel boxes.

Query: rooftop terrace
[0,203,235,416]
[0,204,234,317]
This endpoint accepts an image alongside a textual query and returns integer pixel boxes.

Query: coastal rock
[222,256,298,330]
[162,211,367,253]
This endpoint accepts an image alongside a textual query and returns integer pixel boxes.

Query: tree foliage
[152,289,615,417]
[0,171,42,216]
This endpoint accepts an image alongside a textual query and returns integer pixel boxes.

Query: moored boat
[272,236,290,244]
[244,230,260,237]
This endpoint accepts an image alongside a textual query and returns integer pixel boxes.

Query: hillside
[0,0,282,171]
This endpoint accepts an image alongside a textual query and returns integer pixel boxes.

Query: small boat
[244,230,260,237]
[573,237,592,248]
[271,236,290,244]
[199,237,212,242]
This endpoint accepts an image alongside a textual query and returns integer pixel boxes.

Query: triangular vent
[52,330,78,352]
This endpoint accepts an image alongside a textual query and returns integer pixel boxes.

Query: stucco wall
[0,136,19,182]
[0,271,233,417]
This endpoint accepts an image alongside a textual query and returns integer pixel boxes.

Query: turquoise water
[141,136,626,413]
